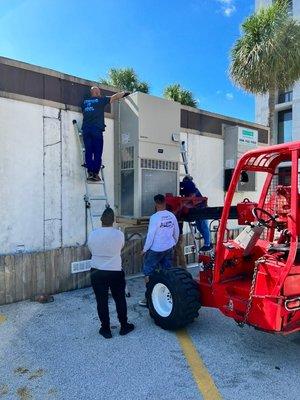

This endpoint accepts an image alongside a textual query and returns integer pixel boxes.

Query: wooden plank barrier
[0,239,145,306]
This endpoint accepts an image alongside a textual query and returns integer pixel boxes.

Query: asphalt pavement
[0,267,299,400]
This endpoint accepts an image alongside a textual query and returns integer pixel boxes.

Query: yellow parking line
[0,315,6,324]
[176,329,222,400]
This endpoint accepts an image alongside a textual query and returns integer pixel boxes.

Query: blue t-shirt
[81,96,110,132]
[180,180,202,197]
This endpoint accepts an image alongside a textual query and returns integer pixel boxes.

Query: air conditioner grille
[141,159,178,171]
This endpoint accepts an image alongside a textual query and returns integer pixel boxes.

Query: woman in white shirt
[88,208,134,339]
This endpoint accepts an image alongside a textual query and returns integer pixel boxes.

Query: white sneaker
[138,298,147,307]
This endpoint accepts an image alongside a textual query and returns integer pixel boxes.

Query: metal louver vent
[71,260,91,274]
[141,159,178,171]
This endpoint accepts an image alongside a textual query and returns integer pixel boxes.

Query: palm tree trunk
[268,87,276,145]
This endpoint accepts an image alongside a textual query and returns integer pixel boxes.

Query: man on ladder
[179,141,212,252]
[81,86,128,181]
[180,175,212,251]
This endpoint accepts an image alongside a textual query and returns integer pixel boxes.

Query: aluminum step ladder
[72,119,130,296]
[72,120,109,230]
[180,141,200,255]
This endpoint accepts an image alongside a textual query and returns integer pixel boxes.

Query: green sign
[242,129,254,138]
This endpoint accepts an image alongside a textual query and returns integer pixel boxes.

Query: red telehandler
[145,141,300,334]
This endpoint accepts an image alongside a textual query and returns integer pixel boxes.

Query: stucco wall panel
[44,143,61,221]
[44,219,62,249]
[43,106,60,119]
[0,98,44,254]
[43,116,61,146]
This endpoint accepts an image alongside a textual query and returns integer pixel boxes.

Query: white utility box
[224,126,258,192]
[115,92,181,217]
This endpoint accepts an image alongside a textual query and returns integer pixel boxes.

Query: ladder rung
[86,181,105,185]
[89,196,107,201]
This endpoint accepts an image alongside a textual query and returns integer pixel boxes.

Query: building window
[278,109,292,143]
[278,89,293,104]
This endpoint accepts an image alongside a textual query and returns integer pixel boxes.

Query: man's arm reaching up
[110,91,130,103]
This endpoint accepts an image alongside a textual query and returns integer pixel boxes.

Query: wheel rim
[151,283,173,317]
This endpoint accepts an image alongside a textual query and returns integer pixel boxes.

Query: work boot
[200,245,212,252]
[119,323,135,336]
[99,327,112,339]
[138,298,147,307]
[93,173,101,181]
[87,172,94,181]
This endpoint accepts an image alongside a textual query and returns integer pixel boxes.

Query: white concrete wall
[0,97,114,254]
[183,133,224,207]
[181,131,267,206]
[0,98,44,254]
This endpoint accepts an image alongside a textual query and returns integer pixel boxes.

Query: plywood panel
[22,253,33,300]
[14,253,24,302]
[45,250,55,295]
[0,244,141,305]
[36,252,45,295]
[4,255,15,304]
[0,256,6,305]
[62,247,74,292]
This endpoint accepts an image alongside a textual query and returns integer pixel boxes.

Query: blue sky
[0,0,255,121]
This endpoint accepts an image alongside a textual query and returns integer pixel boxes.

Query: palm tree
[230,0,300,143]
[163,84,197,107]
[100,68,149,93]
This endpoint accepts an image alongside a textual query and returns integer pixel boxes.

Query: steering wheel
[253,207,278,228]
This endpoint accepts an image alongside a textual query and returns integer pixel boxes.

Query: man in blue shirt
[81,86,128,181]
[180,175,212,252]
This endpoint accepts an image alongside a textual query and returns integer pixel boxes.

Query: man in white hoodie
[139,194,179,306]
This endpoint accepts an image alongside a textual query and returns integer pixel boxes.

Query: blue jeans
[83,128,104,174]
[195,219,211,247]
[143,248,173,276]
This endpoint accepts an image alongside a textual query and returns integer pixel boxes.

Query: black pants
[90,268,128,329]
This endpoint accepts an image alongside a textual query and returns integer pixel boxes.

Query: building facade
[0,56,269,305]
[255,0,300,143]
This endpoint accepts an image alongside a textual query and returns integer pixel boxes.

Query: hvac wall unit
[116,92,181,218]
[224,126,258,192]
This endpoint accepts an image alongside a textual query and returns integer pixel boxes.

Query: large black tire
[146,268,201,330]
